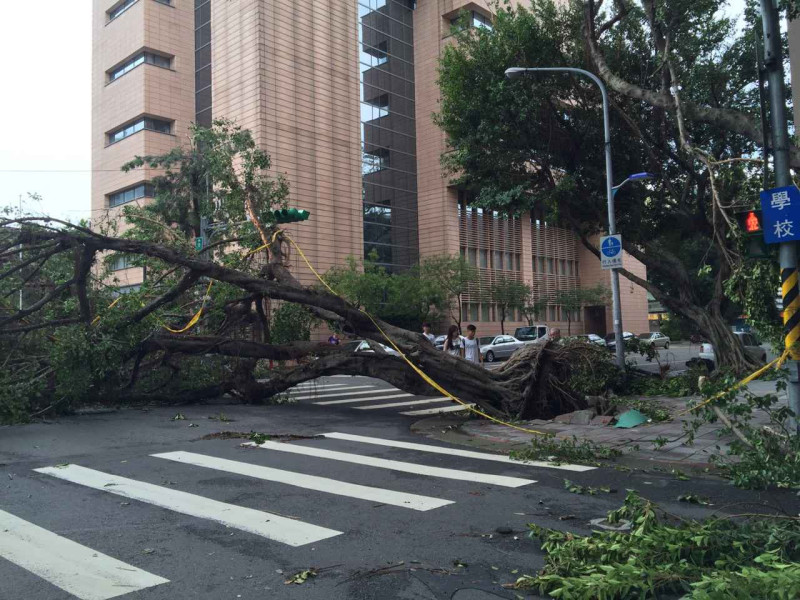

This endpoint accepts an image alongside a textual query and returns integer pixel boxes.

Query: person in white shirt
[422,322,435,344]
[463,324,483,365]
[442,324,464,358]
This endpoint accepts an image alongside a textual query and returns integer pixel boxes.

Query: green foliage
[270,303,317,345]
[548,286,610,335]
[419,254,477,328]
[518,490,800,599]
[609,395,673,422]
[624,371,701,399]
[490,274,530,334]
[509,434,622,466]
[563,340,625,396]
[563,479,613,495]
[325,254,444,331]
[659,313,697,342]
[690,375,800,490]
[434,0,780,371]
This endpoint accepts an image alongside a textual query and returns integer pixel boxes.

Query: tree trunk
[681,305,755,372]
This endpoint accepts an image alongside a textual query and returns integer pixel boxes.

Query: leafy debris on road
[284,569,316,585]
[677,494,713,505]
[509,434,622,467]
[171,413,185,421]
[671,468,691,481]
[564,479,614,495]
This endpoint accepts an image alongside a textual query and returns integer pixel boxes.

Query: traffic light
[735,209,770,259]
[735,209,763,237]
[273,208,311,224]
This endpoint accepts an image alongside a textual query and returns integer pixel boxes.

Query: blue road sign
[600,234,622,270]
[760,186,800,244]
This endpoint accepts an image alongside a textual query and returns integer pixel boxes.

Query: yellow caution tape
[675,346,793,418]
[161,279,214,334]
[278,230,546,436]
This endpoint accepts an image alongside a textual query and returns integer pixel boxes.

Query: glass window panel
[481,303,490,322]
[547,258,554,274]
[493,251,502,270]
[468,248,477,266]
[505,253,513,271]
[549,306,556,320]
[479,249,488,268]
[561,260,567,276]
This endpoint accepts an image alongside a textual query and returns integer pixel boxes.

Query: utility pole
[760,0,800,433]
[18,194,23,311]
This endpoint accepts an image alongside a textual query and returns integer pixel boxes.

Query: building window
[108,52,171,82]
[363,148,389,174]
[549,306,556,321]
[493,250,502,270]
[481,303,491,322]
[547,258,554,274]
[110,254,135,271]
[107,117,172,145]
[470,303,479,322]
[450,10,493,31]
[116,284,141,295]
[195,0,212,126]
[107,0,139,22]
[479,249,488,268]
[108,183,154,208]
[468,248,477,266]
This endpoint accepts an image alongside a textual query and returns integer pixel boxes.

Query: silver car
[479,335,525,362]
[638,332,671,349]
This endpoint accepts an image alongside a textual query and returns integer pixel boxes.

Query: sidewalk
[413,388,787,468]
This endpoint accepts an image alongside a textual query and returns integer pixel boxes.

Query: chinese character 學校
[774,219,794,239]
[771,190,791,211]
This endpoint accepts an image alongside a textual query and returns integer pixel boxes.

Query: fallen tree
[0,122,607,422]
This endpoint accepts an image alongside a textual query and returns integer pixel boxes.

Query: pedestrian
[328,332,340,345]
[422,322,435,344]
[463,324,483,365]
[547,328,561,343]
[442,324,464,358]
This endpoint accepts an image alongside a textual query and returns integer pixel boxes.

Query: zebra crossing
[2,431,594,599]
[287,378,472,416]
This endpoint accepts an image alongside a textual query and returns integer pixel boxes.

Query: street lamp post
[505,66,628,368]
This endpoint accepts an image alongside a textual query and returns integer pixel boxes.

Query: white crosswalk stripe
[292,386,399,400]
[321,432,596,472]
[315,393,412,406]
[291,383,349,390]
[289,385,376,400]
[354,398,453,410]
[153,451,453,511]
[400,404,474,416]
[34,465,342,547]
[0,509,169,600]
[247,440,536,487]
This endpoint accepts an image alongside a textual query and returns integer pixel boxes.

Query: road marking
[400,404,474,416]
[0,509,169,600]
[315,393,412,406]
[34,465,341,547]
[153,451,453,511]
[354,398,452,410]
[321,432,596,472]
[292,388,397,402]
[247,441,535,488]
[289,386,380,400]
[291,383,349,390]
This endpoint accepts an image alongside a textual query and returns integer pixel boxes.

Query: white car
[694,332,766,371]
[575,333,606,346]
[342,340,400,356]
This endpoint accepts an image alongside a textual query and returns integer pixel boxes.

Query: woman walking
[442,325,464,358]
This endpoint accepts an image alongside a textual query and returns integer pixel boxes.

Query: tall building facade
[92,0,650,335]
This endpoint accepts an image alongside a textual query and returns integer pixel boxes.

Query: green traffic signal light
[273,208,310,223]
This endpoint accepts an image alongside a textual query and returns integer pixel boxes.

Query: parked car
[514,325,549,343]
[690,332,767,371]
[638,332,671,349]
[479,335,525,362]
[433,335,446,350]
[605,331,636,350]
[341,340,400,356]
[573,333,606,346]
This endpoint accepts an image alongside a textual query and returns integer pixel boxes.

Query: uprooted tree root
[496,340,612,419]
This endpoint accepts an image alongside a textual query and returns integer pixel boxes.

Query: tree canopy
[435,0,791,370]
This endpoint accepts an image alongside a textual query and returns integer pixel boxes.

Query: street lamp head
[505,67,528,79]
[628,172,656,181]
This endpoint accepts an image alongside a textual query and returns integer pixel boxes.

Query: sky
[0,1,759,223]
[0,2,92,222]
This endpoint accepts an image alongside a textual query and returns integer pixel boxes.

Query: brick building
[91,0,650,336]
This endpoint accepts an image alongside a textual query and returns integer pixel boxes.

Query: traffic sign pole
[761,0,799,434]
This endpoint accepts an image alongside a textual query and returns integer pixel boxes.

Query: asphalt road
[1,376,796,600]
